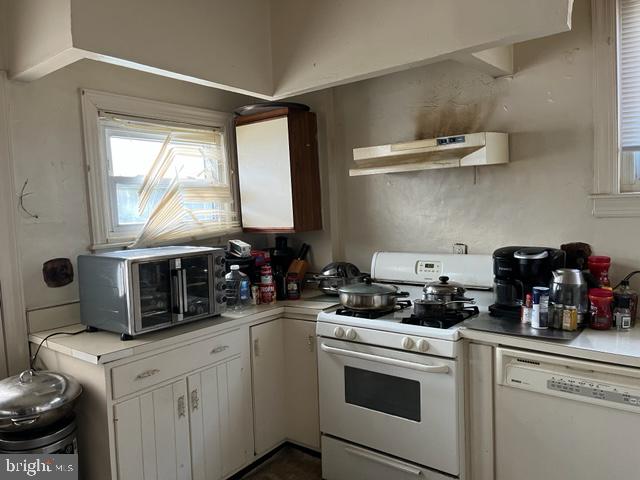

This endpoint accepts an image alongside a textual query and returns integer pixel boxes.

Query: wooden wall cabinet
[235,108,322,233]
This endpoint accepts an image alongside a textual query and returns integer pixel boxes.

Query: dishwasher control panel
[547,376,640,408]
[496,347,640,414]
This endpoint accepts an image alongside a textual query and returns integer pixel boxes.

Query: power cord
[30,328,90,370]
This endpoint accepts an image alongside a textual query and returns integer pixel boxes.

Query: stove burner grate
[335,300,412,319]
[402,306,479,329]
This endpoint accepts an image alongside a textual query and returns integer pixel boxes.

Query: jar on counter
[613,279,638,328]
[589,288,614,330]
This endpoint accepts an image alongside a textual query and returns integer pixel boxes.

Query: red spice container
[589,288,614,330]
[588,256,612,289]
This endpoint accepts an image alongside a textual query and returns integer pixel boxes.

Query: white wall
[327,0,640,290]
[7,59,260,311]
[270,0,573,98]
[0,0,7,71]
[7,0,73,76]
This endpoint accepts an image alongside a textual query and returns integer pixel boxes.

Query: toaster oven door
[132,259,174,332]
[180,254,214,320]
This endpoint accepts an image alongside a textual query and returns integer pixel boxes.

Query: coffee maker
[489,246,566,318]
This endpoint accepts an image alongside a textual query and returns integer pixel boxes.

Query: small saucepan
[338,278,409,311]
[423,276,475,311]
[413,298,476,318]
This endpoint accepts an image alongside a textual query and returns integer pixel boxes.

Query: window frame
[592,0,640,216]
[80,89,240,249]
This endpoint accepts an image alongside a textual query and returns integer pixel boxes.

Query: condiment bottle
[589,288,613,330]
[614,296,632,332]
[521,293,533,325]
[614,280,638,327]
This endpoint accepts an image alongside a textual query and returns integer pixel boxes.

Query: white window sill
[591,193,640,217]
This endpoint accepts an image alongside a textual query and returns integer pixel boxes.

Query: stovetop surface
[321,303,480,341]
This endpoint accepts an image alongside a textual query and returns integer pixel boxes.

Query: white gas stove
[317,251,494,346]
[317,251,493,480]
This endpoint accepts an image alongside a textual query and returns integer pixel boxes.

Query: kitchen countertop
[460,316,640,369]
[29,293,340,365]
[31,295,640,369]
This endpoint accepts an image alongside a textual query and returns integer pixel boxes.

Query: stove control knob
[345,328,357,340]
[416,339,429,352]
[334,327,345,338]
[402,337,414,350]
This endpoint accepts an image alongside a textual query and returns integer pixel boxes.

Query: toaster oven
[78,246,226,340]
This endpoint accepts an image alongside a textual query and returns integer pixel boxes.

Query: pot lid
[338,277,398,295]
[320,262,362,279]
[423,276,466,295]
[0,370,82,420]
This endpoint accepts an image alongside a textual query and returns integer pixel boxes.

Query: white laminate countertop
[460,325,640,369]
[31,293,640,369]
[29,294,340,365]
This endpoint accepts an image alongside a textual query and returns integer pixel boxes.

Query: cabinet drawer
[111,329,243,399]
[321,436,451,480]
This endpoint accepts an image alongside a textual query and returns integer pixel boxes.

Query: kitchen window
[81,90,240,248]
[592,0,640,216]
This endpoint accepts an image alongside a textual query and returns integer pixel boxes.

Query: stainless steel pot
[0,370,82,432]
[338,278,409,311]
[423,276,475,310]
[315,262,368,296]
[413,299,474,317]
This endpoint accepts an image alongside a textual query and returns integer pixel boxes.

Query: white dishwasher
[495,347,640,480]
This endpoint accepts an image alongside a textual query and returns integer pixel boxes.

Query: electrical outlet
[453,243,468,254]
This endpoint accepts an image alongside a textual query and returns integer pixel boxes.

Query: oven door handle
[320,343,449,373]
[345,446,422,476]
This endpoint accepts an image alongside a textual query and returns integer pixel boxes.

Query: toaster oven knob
[345,328,357,340]
[401,337,414,350]
[215,269,225,278]
[217,295,227,304]
[215,256,226,266]
[216,282,226,291]
[416,339,429,352]
[333,327,345,338]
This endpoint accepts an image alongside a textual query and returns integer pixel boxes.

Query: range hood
[349,132,508,176]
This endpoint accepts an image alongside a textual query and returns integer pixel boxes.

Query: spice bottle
[614,296,633,332]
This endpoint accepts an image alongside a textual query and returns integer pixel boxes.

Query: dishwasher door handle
[320,343,449,373]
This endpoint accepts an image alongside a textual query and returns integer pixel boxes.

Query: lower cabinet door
[113,379,192,480]
[250,319,287,455]
[188,357,249,480]
[284,318,320,449]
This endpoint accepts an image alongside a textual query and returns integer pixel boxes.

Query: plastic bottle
[226,265,251,311]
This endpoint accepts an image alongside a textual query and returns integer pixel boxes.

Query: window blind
[97,114,239,246]
[619,0,640,149]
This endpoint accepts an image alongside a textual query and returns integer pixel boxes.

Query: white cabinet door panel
[236,117,294,229]
[114,379,191,480]
[218,357,247,475]
[250,319,287,454]
[284,319,320,449]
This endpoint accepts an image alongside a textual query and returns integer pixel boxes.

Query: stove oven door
[318,337,460,476]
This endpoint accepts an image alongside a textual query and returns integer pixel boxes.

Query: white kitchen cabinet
[251,318,321,454]
[113,379,192,480]
[235,108,322,233]
[250,318,287,455]
[284,318,320,449]
[188,357,249,480]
